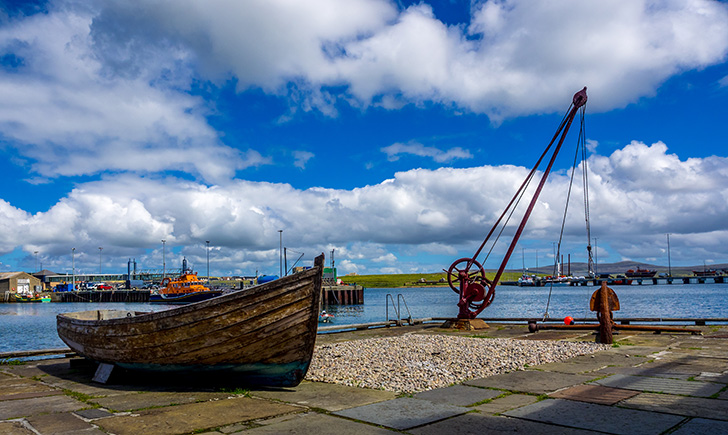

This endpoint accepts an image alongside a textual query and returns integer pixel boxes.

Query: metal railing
[386,293,413,326]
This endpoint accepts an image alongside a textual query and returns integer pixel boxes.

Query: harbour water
[1,283,726,354]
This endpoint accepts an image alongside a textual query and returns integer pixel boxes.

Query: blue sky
[1,0,728,277]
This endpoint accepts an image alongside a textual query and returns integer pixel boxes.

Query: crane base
[440,318,489,330]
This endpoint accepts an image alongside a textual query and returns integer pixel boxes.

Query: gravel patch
[306,334,608,393]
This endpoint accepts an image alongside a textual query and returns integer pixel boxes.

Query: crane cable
[543,105,589,320]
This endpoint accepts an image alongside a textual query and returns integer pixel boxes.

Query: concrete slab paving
[333,397,468,430]
[670,417,728,435]
[695,371,728,384]
[464,370,594,395]
[96,397,301,435]
[0,394,87,420]
[231,412,397,434]
[39,377,139,398]
[409,413,598,435]
[504,398,685,435]
[413,384,502,407]
[532,352,648,374]
[91,391,232,412]
[594,365,694,380]
[250,380,397,412]
[75,408,114,420]
[549,384,639,405]
[620,392,728,420]
[0,390,64,401]
[591,374,725,397]
[26,411,101,434]
[472,393,538,415]
[0,375,60,397]
[0,420,35,435]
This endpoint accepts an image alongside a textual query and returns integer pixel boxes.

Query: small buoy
[564,316,574,325]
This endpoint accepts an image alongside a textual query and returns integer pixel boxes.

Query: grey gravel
[306,334,608,393]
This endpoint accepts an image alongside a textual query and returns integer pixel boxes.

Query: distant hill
[502,260,728,276]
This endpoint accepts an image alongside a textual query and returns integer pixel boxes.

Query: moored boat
[57,254,324,387]
[517,274,536,286]
[149,257,223,303]
[14,293,42,302]
[318,310,334,323]
[625,268,656,278]
[693,268,718,277]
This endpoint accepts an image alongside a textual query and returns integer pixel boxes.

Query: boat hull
[149,290,224,303]
[14,294,42,302]
[57,255,324,387]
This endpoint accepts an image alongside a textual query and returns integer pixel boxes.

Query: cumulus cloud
[3,142,727,274]
[1,0,727,186]
[0,4,260,184]
[86,0,728,118]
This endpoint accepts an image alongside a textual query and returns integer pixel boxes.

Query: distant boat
[57,254,324,387]
[14,293,42,302]
[625,268,656,278]
[693,268,718,277]
[150,257,222,303]
[318,310,335,323]
[517,274,536,286]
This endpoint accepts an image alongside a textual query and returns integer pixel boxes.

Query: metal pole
[278,230,283,277]
[72,248,75,291]
[206,240,210,281]
[162,239,166,280]
[593,238,598,275]
[667,233,672,277]
[98,247,102,275]
[34,251,38,273]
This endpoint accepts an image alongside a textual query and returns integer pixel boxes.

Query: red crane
[446,87,588,319]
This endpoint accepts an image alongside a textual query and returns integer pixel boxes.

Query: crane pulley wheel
[446,257,492,294]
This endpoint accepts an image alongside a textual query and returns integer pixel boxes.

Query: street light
[206,240,210,282]
[162,239,166,280]
[278,230,283,277]
[98,247,103,275]
[72,248,75,291]
[34,251,38,273]
[593,238,599,275]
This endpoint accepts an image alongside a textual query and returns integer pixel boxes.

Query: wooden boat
[150,257,223,303]
[57,254,324,387]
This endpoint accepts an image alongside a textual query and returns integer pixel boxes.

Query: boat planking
[57,254,324,387]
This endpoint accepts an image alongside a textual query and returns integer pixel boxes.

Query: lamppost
[667,233,672,277]
[593,238,599,275]
[206,240,210,282]
[162,239,166,280]
[34,251,38,273]
[98,247,103,275]
[72,248,75,290]
[278,230,283,277]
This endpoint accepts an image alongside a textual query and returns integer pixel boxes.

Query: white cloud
[372,253,397,264]
[1,0,727,188]
[0,5,264,183]
[3,141,727,274]
[293,150,315,169]
[81,0,728,119]
[382,141,473,163]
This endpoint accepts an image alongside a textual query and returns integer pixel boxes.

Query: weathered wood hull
[148,289,224,303]
[57,255,323,387]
